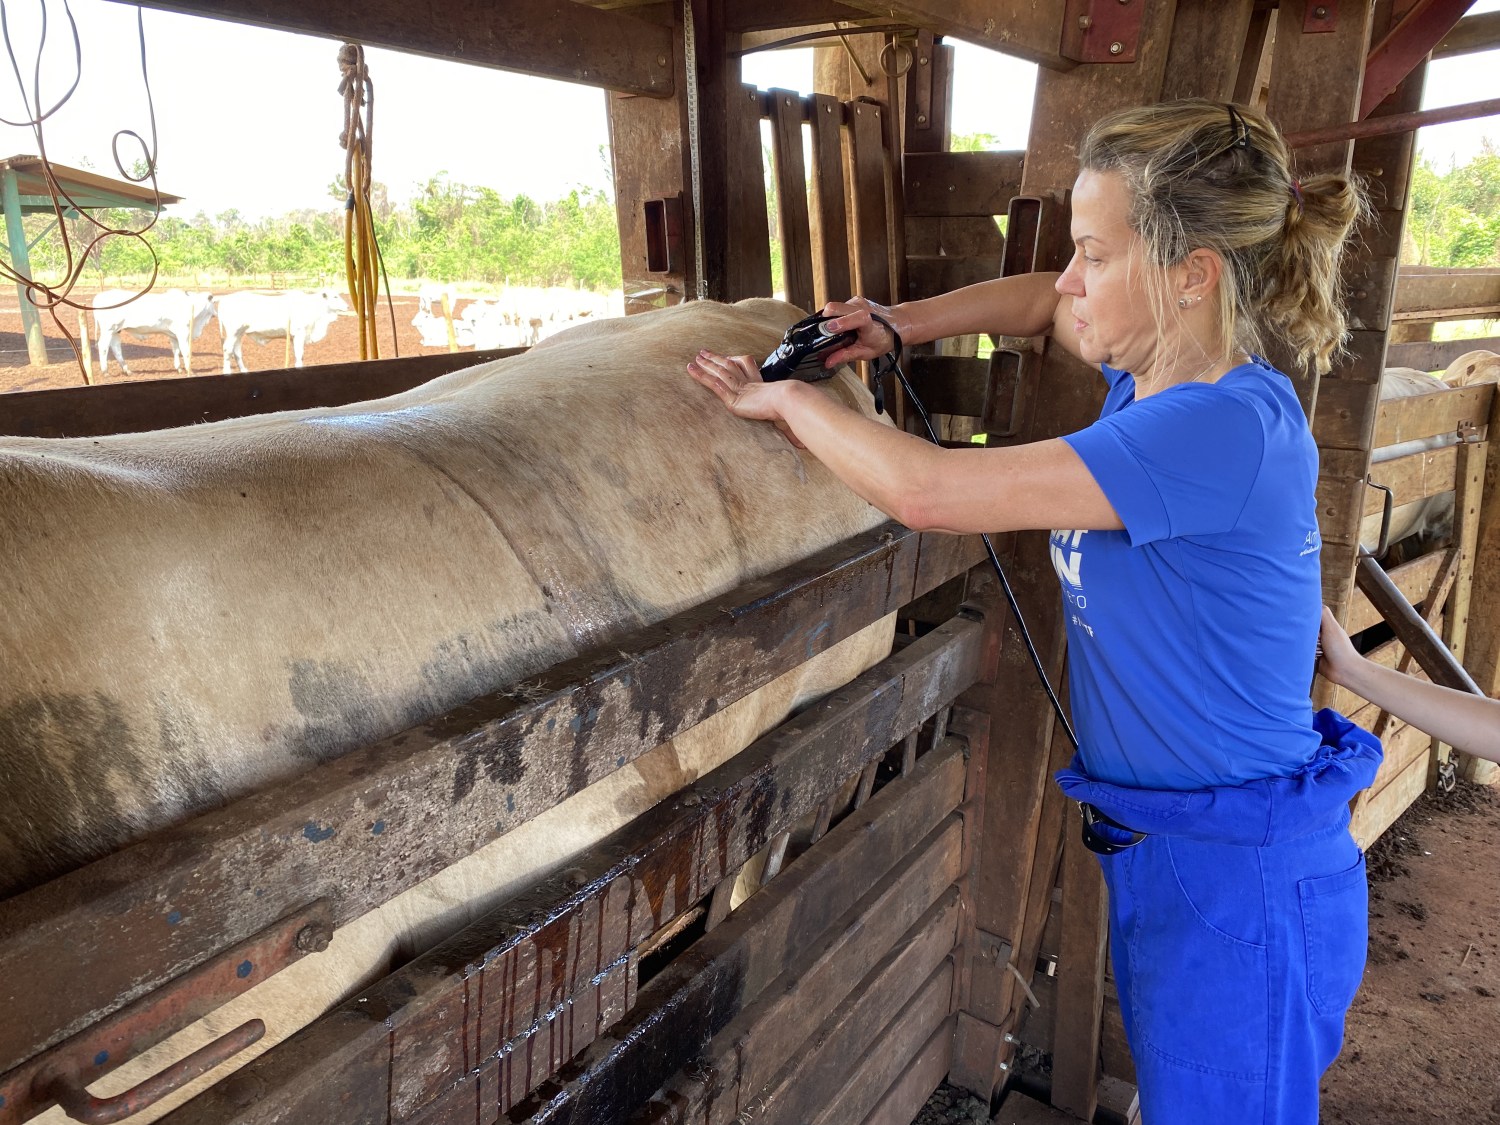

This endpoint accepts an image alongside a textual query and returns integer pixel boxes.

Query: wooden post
[1451,432,1497,783]
[284,318,293,368]
[77,310,93,386]
[1464,387,1500,709]
[3,167,48,367]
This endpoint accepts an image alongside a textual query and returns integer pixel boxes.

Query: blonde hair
[1077,98,1370,376]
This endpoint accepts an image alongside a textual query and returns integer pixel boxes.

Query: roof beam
[114,0,674,97]
[1361,0,1474,119]
[834,0,1070,67]
[1434,9,1500,57]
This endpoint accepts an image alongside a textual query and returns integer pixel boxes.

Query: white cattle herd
[88,284,620,375]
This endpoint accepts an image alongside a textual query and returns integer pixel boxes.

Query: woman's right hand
[816,297,910,370]
[1316,606,1365,688]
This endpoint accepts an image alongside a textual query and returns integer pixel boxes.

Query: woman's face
[1055,169,1171,375]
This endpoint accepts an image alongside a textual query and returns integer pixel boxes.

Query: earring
[1178,298,1189,308]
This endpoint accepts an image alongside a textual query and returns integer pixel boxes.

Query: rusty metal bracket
[39,1021,265,1124]
[1304,1,1338,34]
[1061,0,1144,63]
[0,900,331,1125]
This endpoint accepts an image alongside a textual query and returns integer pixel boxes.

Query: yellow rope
[338,43,389,360]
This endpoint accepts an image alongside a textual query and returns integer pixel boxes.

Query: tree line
[21,172,624,292]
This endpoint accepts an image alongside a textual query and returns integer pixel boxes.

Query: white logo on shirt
[1298,528,1320,557]
[1050,529,1088,589]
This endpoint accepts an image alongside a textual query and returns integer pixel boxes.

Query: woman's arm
[816,271,1086,370]
[1318,606,1500,764]
[685,353,1122,535]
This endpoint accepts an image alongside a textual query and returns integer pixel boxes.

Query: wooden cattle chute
[6,2,1500,1124]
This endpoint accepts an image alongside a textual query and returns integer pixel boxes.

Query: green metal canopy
[1,154,183,366]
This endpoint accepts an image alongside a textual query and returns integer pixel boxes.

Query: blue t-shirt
[1056,357,1324,791]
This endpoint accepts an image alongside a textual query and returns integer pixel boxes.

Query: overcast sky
[0,0,1495,220]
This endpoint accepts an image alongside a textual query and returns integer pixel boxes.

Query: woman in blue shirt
[689,99,1376,1125]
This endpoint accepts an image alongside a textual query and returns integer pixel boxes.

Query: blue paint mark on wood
[93,1050,109,1067]
[302,821,336,843]
[506,792,515,812]
[371,819,385,835]
[805,620,830,660]
[166,910,183,926]
[236,960,253,979]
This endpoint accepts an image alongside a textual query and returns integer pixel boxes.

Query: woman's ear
[1178,247,1225,303]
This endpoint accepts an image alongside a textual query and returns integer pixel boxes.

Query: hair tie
[1290,178,1304,214]
[1225,103,1252,151]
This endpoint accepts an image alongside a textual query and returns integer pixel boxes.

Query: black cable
[867,312,1080,752]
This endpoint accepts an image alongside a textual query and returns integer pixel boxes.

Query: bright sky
[0,0,1495,220]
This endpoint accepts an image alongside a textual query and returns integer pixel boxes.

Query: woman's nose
[1056,258,1084,298]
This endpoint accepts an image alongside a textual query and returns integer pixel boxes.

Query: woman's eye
[1084,256,1101,265]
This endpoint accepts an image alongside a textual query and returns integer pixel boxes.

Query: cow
[417,281,458,317]
[1362,351,1500,560]
[214,288,350,373]
[1,298,894,1119]
[411,308,473,349]
[91,289,216,376]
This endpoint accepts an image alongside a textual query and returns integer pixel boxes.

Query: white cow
[1363,351,1500,560]
[92,289,216,376]
[215,289,350,373]
[2,298,894,1119]
[411,309,473,349]
[416,281,458,317]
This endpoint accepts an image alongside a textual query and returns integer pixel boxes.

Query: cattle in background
[214,289,350,373]
[91,289,216,376]
[417,281,458,317]
[1364,351,1500,560]
[0,298,893,1118]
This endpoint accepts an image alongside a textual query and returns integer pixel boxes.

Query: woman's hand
[687,349,806,447]
[1316,606,1365,688]
[817,297,908,369]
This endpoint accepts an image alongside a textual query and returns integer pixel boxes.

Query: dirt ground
[4,294,1498,1124]
[0,290,454,395]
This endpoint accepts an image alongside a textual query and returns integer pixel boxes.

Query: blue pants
[1056,710,1383,1125]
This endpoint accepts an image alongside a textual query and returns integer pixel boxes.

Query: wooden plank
[833,0,1068,67]
[1344,550,1447,634]
[809,93,853,309]
[769,90,817,314]
[1362,0,1478,119]
[806,975,954,1125]
[1387,337,1500,372]
[1365,444,1458,514]
[1448,438,1494,783]
[908,355,989,417]
[608,71,692,314]
[724,83,776,302]
[737,876,962,1125]
[1048,811,1107,1120]
[906,256,1004,299]
[904,151,1025,217]
[1266,0,1375,175]
[1355,716,1434,798]
[1350,746,1430,849]
[1393,269,1500,322]
[995,1091,1083,1123]
[1374,383,1495,449]
[725,1,873,35]
[1434,9,1500,57]
[181,683,973,1125]
[131,0,673,96]
[1463,390,1500,701]
[639,883,962,1125]
[1160,0,1257,102]
[0,348,525,438]
[903,34,954,156]
[512,785,969,1123]
[854,1019,954,1125]
[848,99,893,305]
[0,527,983,1073]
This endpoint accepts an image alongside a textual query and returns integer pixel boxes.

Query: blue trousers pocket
[1299,852,1368,1016]
[1124,838,1271,1079]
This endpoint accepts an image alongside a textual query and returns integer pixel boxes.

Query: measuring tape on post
[682,0,708,300]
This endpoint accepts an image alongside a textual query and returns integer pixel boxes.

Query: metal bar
[40,1022,264,1125]
[1287,96,1500,148]
[2,167,48,366]
[1360,0,1473,119]
[1355,550,1483,695]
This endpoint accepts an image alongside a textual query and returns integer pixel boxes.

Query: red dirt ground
[0,290,448,395]
[3,293,1498,1124]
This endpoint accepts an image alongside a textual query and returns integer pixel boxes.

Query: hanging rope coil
[337,42,396,360]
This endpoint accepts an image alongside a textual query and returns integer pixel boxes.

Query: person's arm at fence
[1318,606,1500,764]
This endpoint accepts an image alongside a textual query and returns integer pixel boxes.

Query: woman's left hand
[688,349,794,424]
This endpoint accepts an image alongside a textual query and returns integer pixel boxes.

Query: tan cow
[0,297,895,1119]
